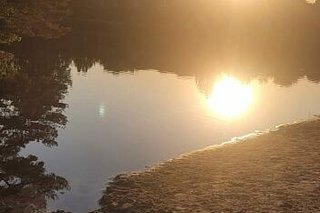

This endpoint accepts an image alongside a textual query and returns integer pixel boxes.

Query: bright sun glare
[306,0,317,4]
[207,75,254,119]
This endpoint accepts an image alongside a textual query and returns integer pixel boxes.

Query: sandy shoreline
[95,119,320,213]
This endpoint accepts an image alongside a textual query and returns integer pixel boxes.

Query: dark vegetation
[0,39,72,213]
[65,0,320,87]
[4,0,320,87]
[0,1,71,212]
[0,0,70,44]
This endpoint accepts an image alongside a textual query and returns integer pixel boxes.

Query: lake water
[17,64,320,212]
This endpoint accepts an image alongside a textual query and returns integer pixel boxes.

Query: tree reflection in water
[0,48,71,213]
[13,0,319,94]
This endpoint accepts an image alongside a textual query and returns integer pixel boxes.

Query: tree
[0,0,70,44]
[0,40,72,213]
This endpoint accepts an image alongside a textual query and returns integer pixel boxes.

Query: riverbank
[96,119,320,212]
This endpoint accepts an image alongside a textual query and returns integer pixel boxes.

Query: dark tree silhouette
[0,0,70,44]
[0,41,72,213]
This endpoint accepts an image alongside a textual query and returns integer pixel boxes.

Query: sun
[207,75,254,120]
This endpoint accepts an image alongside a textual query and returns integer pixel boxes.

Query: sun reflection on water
[207,75,254,120]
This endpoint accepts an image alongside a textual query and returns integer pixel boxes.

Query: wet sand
[97,119,320,212]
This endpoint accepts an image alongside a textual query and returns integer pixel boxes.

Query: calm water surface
[20,64,320,212]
